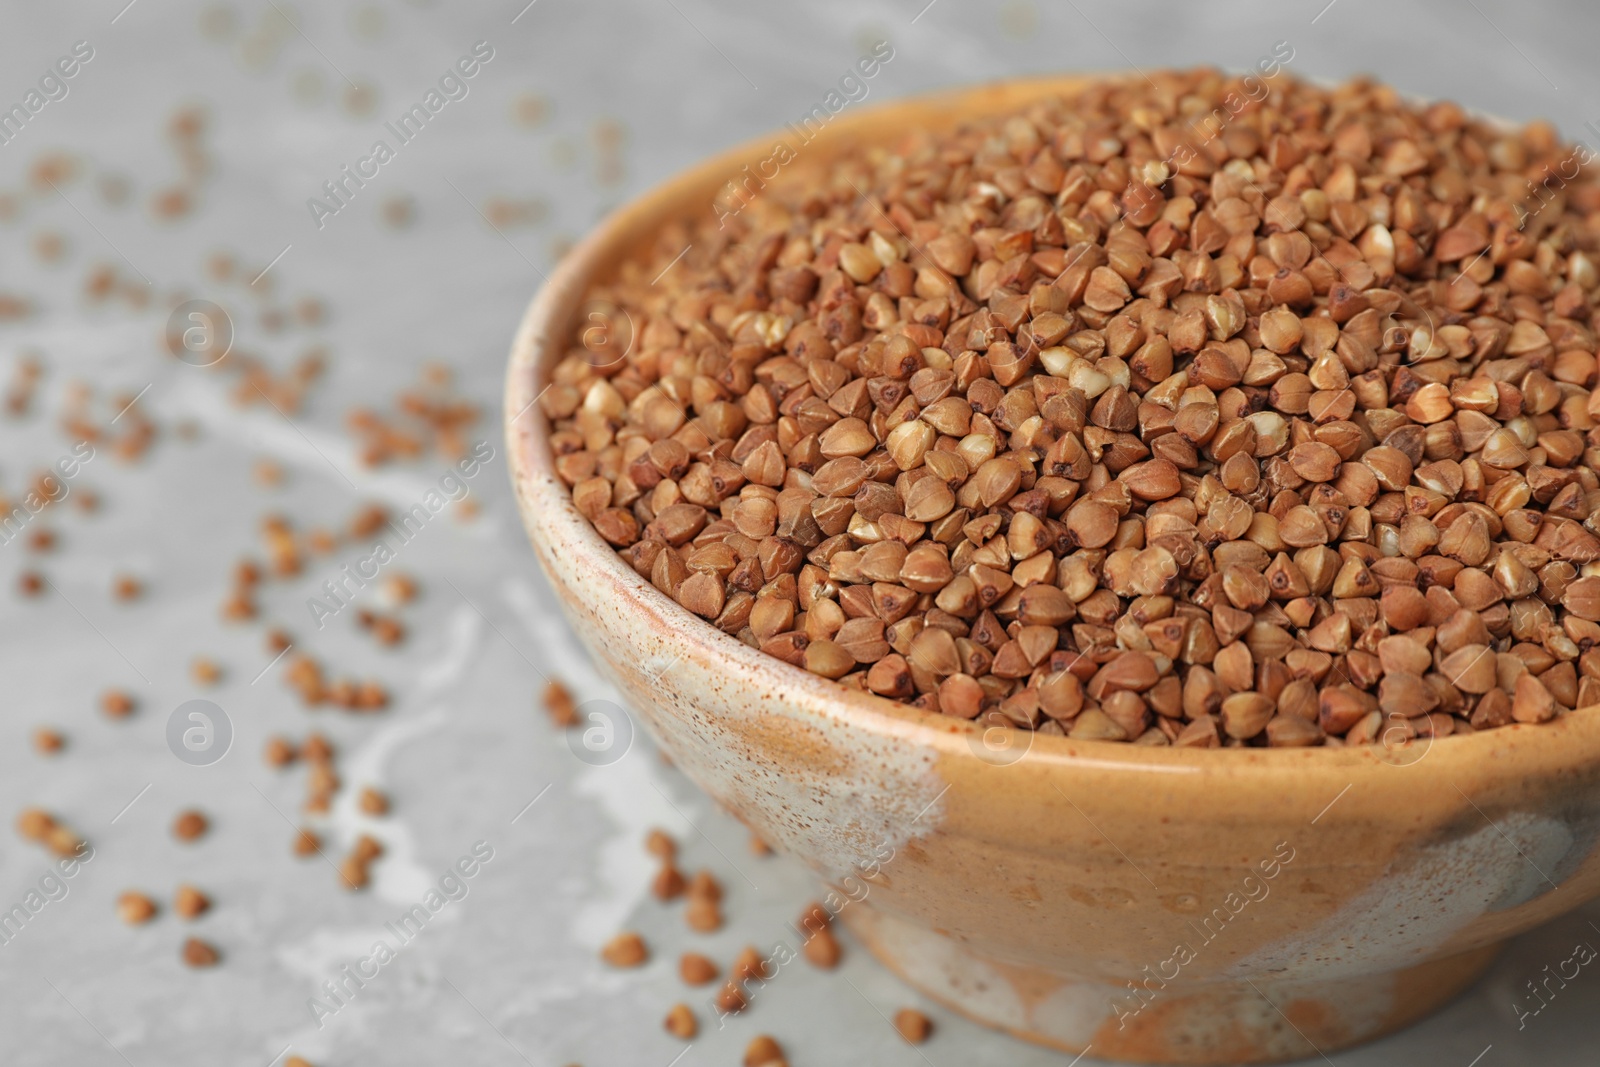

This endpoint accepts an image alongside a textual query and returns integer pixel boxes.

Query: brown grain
[543,680,580,727]
[601,931,648,967]
[894,1007,934,1044]
[733,944,772,983]
[685,895,723,933]
[664,1002,698,1039]
[181,937,220,967]
[551,69,1600,747]
[190,658,223,686]
[117,891,157,925]
[340,856,370,890]
[715,980,748,1015]
[802,924,842,968]
[172,810,208,842]
[645,827,676,859]
[679,952,719,985]
[358,787,389,816]
[745,1036,786,1066]
[174,884,211,919]
[651,863,687,900]
[292,827,321,857]
[263,736,297,767]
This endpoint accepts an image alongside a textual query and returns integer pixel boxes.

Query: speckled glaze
[507,76,1600,1065]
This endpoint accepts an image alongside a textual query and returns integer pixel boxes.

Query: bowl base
[840,903,1499,1065]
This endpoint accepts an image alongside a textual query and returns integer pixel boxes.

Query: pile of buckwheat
[541,70,1600,747]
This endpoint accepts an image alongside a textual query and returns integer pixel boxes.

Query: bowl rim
[505,71,1600,773]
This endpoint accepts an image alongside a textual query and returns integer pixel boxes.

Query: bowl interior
[504,72,1600,778]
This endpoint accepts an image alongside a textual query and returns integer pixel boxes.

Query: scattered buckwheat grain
[802,925,841,969]
[292,827,321,857]
[340,855,370,890]
[181,937,220,967]
[686,896,723,933]
[253,459,285,487]
[384,573,418,604]
[601,931,648,967]
[894,1007,933,1044]
[370,615,405,646]
[686,870,722,902]
[664,1002,698,1039]
[17,807,53,841]
[651,863,687,900]
[117,891,157,925]
[174,884,211,919]
[543,680,580,727]
[744,1035,786,1066]
[733,945,772,982]
[715,980,747,1015]
[684,869,725,931]
[263,736,297,767]
[172,809,208,842]
[100,690,135,719]
[301,732,333,762]
[679,952,718,985]
[645,828,677,859]
[18,809,83,856]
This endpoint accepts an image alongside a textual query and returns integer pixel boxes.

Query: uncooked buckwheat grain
[549,70,1600,747]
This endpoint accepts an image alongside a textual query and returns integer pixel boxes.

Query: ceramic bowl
[506,75,1600,1064]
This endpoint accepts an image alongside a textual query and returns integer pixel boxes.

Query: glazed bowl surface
[506,74,1600,1064]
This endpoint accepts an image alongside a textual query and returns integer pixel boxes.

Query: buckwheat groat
[545,70,1600,747]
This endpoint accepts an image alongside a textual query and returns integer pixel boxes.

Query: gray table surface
[2,1,1598,1064]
